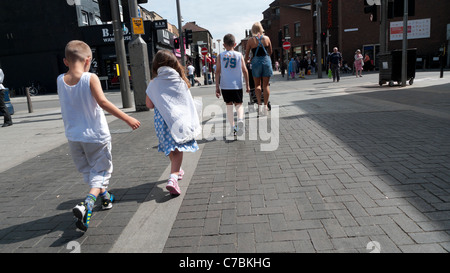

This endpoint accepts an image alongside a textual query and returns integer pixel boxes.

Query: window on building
[94,16,103,25]
[81,11,89,26]
[284,25,289,38]
[295,23,301,37]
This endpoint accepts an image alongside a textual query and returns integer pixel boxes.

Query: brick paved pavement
[163,72,450,253]
[0,111,169,253]
[1,72,450,253]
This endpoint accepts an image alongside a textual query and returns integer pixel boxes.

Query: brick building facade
[260,0,449,70]
[262,0,314,65]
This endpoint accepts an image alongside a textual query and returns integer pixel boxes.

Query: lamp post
[401,0,408,87]
[128,0,151,111]
[176,0,186,67]
[316,0,323,78]
[217,39,221,55]
[110,0,132,108]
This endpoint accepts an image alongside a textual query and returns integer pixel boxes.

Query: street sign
[282,41,291,50]
[201,47,208,55]
[132,18,144,35]
[153,20,168,30]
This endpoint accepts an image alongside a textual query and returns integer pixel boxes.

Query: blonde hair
[251,22,264,36]
[65,40,92,63]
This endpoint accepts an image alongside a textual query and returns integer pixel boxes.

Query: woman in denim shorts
[245,22,273,116]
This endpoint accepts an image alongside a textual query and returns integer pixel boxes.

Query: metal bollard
[26,87,33,113]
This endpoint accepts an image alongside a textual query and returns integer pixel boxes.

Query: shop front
[81,20,174,89]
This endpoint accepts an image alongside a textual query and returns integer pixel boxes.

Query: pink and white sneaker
[166,176,181,196]
[178,168,185,180]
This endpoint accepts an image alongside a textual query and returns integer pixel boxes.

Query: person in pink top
[354,49,364,77]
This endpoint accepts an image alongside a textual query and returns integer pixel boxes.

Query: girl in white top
[57,40,140,231]
[146,50,201,196]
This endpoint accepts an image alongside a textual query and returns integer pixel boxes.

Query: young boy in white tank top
[57,40,141,231]
[215,34,250,137]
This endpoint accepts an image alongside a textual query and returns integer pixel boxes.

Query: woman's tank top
[251,36,269,57]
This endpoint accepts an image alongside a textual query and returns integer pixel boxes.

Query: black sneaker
[102,192,115,210]
[73,202,91,232]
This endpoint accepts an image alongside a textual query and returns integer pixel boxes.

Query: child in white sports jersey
[215,34,250,137]
[57,40,141,231]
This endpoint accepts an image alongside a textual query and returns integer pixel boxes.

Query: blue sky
[142,0,273,47]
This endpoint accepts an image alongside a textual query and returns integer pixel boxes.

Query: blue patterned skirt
[154,108,199,156]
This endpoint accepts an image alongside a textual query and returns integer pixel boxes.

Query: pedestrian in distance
[280,60,286,78]
[202,63,208,85]
[187,62,195,86]
[328,47,343,82]
[146,50,201,196]
[57,40,141,232]
[288,58,296,79]
[354,49,364,77]
[0,66,13,127]
[245,22,273,116]
[299,56,308,78]
[215,33,250,137]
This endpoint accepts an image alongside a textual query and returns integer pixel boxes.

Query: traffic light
[174,38,180,49]
[321,32,326,43]
[98,0,112,22]
[364,0,378,22]
[185,29,193,45]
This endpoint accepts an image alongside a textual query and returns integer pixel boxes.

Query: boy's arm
[215,57,221,98]
[241,55,250,93]
[90,74,141,130]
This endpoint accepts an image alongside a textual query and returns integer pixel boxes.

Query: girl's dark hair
[152,50,191,88]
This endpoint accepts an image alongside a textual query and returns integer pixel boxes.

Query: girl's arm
[146,95,155,109]
[90,74,141,130]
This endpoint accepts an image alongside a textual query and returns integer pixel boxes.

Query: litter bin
[379,48,416,87]
[0,88,14,116]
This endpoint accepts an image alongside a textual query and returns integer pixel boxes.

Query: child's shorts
[251,56,273,78]
[222,89,243,104]
[68,141,113,189]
